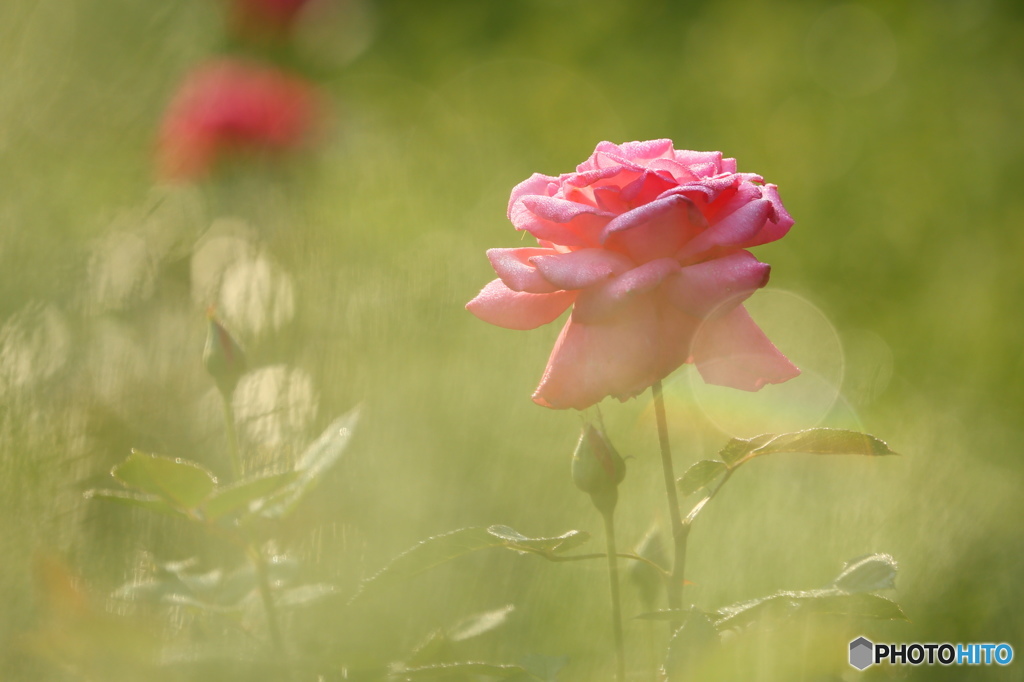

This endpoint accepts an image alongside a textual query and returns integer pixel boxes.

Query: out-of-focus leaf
[676,460,727,497]
[718,433,776,467]
[448,604,515,642]
[662,610,718,681]
[355,527,502,599]
[394,662,534,679]
[628,527,667,610]
[111,450,217,509]
[634,608,690,621]
[84,489,190,520]
[518,654,568,682]
[486,525,590,555]
[202,471,299,521]
[713,589,908,629]
[832,553,898,593]
[275,583,336,608]
[260,406,360,519]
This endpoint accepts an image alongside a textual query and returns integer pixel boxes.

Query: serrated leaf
[84,489,191,520]
[394,662,533,680]
[111,451,217,509]
[355,528,503,599]
[275,583,336,609]
[750,428,897,459]
[486,525,591,555]
[832,553,898,593]
[713,588,908,629]
[202,471,299,521]
[260,406,360,519]
[718,433,776,467]
[676,460,727,497]
[634,608,691,621]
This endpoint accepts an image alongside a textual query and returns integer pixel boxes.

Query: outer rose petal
[602,194,701,263]
[487,247,560,293]
[511,196,611,246]
[466,279,576,330]
[533,298,662,410]
[692,306,800,390]
[666,250,771,319]
[743,183,794,247]
[572,258,681,324]
[530,248,633,291]
[507,173,557,218]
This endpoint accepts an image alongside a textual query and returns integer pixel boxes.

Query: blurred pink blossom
[157,58,321,181]
[467,140,799,410]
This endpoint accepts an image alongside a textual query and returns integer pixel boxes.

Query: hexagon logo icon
[849,636,874,670]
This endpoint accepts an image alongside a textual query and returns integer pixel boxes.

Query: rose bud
[203,310,247,396]
[571,424,626,514]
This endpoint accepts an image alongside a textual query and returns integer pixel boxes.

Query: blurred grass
[2,0,1023,679]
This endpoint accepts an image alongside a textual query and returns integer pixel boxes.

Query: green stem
[601,510,626,682]
[652,380,689,628]
[220,390,243,479]
[247,544,286,657]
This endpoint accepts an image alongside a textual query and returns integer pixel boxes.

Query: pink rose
[157,58,321,181]
[467,139,800,410]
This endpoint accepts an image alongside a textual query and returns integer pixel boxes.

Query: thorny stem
[601,510,626,682]
[652,380,689,628]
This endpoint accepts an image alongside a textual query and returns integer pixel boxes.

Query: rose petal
[676,198,772,263]
[533,299,662,409]
[486,247,560,293]
[530,248,633,291]
[743,183,794,247]
[466,279,576,330]
[666,250,771,319]
[602,194,701,263]
[507,172,557,218]
[692,306,800,390]
[573,258,681,323]
[511,196,612,247]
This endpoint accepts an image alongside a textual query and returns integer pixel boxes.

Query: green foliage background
[1,0,1022,679]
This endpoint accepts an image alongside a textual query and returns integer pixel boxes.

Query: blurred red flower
[467,140,800,410]
[157,58,321,181]
[229,0,314,38]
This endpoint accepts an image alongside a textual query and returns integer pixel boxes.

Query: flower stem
[652,380,688,627]
[220,390,243,479]
[601,509,626,682]
[246,544,286,656]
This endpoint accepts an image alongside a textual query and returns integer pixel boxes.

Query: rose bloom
[467,139,800,410]
[157,58,321,181]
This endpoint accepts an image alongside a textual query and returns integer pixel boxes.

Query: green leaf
[84,489,191,519]
[634,609,691,621]
[663,610,718,681]
[275,583,336,609]
[202,471,299,521]
[260,406,360,519]
[355,528,503,599]
[394,662,534,680]
[713,588,908,629]
[832,553,898,593]
[716,428,897,471]
[676,460,727,497]
[750,428,897,458]
[111,450,217,509]
[447,605,515,642]
[718,433,776,467]
[486,525,591,555]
